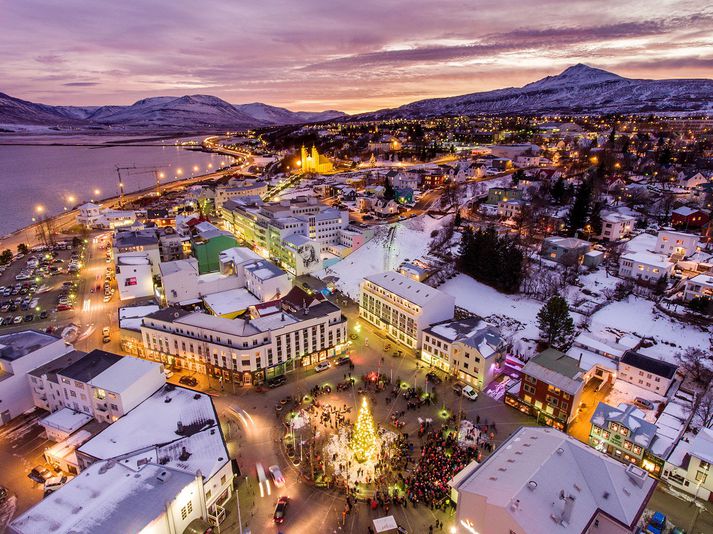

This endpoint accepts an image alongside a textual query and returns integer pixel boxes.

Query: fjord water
[0,139,229,236]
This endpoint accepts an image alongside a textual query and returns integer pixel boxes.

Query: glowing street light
[176,168,183,176]
[192,165,199,173]
[94,188,101,196]
[35,205,45,215]
[67,195,76,204]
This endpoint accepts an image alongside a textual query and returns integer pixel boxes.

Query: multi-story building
[115,252,154,300]
[497,199,526,219]
[214,179,268,209]
[655,229,700,258]
[486,186,523,205]
[505,348,584,431]
[421,317,505,389]
[664,427,713,501]
[31,349,166,423]
[0,330,73,426]
[13,385,233,534]
[359,271,455,350]
[599,212,636,241]
[618,251,674,282]
[449,426,656,534]
[221,196,359,275]
[590,402,664,476]
[159,248,290,306]
[540,236,597,266]
[140,289,347,384]
[113,228,162,275]
[618,351,678,396]
[190,222,238,274]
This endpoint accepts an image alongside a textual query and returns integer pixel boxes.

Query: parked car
[164,370,174,379]
[268,376,287,388]
[452,382,465,395]
[426,371,442,384]
[335,356,351,366]
[179,376,198,387]
[56,304,72,312]
[24,314,34,322]
[0,485,7,504]
[461,385,479,401]
[273,496,289,524]
[645,511,667,534]
[102,326,110,336]
[315,361,331,373]
[28,465,53,484]
[43,475,74,496]
[268,465,285,487]
[13,315,23,324]
[634,397,654,410]
[39,311,48,320]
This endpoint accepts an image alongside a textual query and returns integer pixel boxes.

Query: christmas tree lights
[351,396,377,463]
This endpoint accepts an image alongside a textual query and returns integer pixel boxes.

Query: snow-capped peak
[524,63,624,90]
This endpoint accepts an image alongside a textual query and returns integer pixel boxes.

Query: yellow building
[300,145,333,174]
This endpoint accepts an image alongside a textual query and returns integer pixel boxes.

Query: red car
[56,304,72,311]
[273,496,289,524]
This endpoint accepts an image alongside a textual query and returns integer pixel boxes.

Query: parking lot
[0,241,86,335]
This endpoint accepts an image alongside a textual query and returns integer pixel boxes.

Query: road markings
[82,298,91,312]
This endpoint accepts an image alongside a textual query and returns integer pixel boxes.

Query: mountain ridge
[357,64,713,119]
[0,92,346,130]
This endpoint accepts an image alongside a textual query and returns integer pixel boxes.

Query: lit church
[299,145,334,174]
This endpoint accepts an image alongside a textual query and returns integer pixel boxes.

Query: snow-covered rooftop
[78,384,228,480]
[449,426,655,534]
[88,356,162,394]
[118,304,160,331]
[363,271,453,307]
[39,408,92,434]
[10,461,195,534]
[203,287,260,315]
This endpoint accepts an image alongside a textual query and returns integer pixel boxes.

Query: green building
[190,222,238,274]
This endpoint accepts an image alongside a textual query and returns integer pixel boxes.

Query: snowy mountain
[0,92,346,130]
[360,64,713,119]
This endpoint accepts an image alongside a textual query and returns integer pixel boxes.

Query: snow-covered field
[319,214,448,298]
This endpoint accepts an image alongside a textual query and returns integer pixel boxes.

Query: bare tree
[694,387,713,428]
[675,347,713,386]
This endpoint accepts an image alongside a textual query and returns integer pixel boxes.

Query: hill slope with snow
[359,64,713,118]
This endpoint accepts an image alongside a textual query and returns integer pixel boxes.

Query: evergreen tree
[551,177,566,204]
[536,296,575,349]
[0,249,12,265]
[566,180,592,236]
[588,200,604,238]
[383,176,395,201]
[351,397,377,463]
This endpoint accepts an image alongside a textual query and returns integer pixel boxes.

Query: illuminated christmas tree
[351,396,377,463]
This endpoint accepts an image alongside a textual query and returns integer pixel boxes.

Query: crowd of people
[405,429,479,508]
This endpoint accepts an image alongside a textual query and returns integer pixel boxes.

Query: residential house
[618,351,678,396]
[671,206,709,230]
[618,251,674,283]
[505,348,584,431]
[599,212,636,241]
[655,229,700,258]
[540,236,599,267]
[683,273,713,302]
[421,317,505,389]
[664,427,713,501]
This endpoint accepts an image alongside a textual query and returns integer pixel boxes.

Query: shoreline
[0,142,246,250]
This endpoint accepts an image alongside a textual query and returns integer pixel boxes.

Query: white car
[315,361,331,373]
[462,385,479,401]
[268,465,285,487]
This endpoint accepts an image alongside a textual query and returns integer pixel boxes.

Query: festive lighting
[351,396,377,463]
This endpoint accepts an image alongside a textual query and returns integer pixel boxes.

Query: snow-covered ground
[319,214,448,298]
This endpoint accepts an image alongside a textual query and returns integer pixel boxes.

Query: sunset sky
[1,0,711,113]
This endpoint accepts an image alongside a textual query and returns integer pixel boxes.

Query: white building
[214,179,268,209]
[160,258,241,306]
[664,427,713,501]
[159,248,290,306]
[618,351,678,396]
[421,317,505,389]
[449,426,656,534]
[29,349,165,423]
[497,199,526,219]
[599,212,636,241]
[655,229,700,258]
[359,271,455,349]
[0,331,73,426]
[12,386,233,533]
[75,385,233,526]
[113,229,162,275]
[683,273,713,302]
[140,289,347,384]
[76,202,102,227]
[116,252,154,301]
[618,251,674,282]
